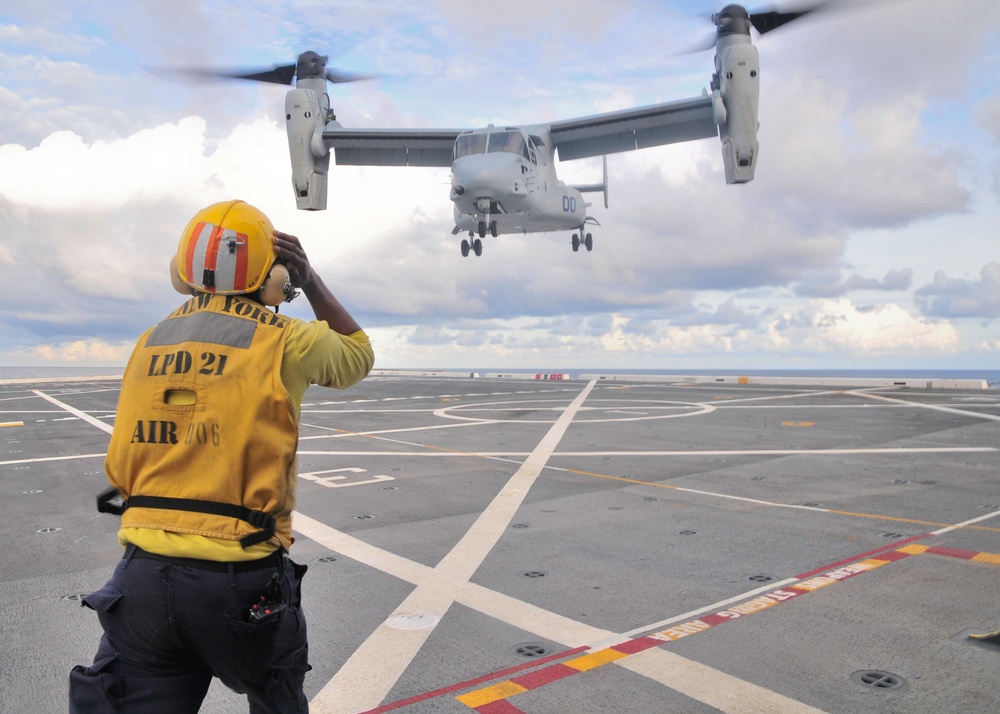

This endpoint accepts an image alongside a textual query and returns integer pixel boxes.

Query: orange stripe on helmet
[184,221,206,285]
[203,224,226,293]
[233,231,249,291]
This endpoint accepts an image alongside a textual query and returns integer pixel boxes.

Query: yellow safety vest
[106,293,298,549]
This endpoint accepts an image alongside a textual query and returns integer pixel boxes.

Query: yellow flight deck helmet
[169,200,295,306]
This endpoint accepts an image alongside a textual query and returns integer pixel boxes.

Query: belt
[125,544,284,573]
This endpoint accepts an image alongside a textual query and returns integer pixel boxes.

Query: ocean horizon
[2,365,998,388]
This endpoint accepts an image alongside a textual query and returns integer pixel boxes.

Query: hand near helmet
[271,229,362,336]
[272,231,316,290]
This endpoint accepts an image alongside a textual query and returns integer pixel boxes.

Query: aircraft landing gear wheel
[473,238,483,256]
[478,221,487,238]
[489,220,498,237]
[572,234,580,252]
[585,233,593,251]
[461,239,470,257]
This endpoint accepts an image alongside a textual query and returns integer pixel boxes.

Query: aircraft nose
[451,155,521,202]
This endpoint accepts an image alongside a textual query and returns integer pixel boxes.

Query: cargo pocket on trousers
[81,585,124,631]
[69,653,121,714]
[263,638,311,712]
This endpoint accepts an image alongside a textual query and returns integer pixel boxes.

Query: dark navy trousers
[69,547,310,713]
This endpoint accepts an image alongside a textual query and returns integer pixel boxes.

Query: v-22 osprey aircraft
[191,4,829,257]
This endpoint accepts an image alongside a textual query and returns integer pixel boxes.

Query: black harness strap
[122,495,276,548]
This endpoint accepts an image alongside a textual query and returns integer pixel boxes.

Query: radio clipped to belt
[249,573,286,625]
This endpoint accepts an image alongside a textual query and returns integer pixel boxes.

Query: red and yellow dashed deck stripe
[455,544,1000,711]
[898,543,1000,564]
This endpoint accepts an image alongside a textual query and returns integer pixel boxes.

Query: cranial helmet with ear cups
[170,199,295,307]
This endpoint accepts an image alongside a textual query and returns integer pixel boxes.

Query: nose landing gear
[477,220,498,238]
[463,218,496,257]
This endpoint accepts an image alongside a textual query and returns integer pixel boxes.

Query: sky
[1,0,998,372]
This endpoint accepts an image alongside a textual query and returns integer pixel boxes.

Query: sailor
[69,199,374,713]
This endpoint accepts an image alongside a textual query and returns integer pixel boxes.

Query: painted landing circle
[433,398,716,424]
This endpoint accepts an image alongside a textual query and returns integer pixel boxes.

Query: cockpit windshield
[487,131,528,159]
[454,130,532,161]
[454,133,487,159]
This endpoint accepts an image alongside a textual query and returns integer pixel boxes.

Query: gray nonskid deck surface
[2,375,999,713]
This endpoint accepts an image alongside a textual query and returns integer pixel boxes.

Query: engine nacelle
[285,85,330,210]
[714,36,760,184]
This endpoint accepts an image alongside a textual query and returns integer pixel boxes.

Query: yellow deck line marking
[566,648,629,671]
[455,681,528,707]
[0,421,25,427]
[827,510,954,529]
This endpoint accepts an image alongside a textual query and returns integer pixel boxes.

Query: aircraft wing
[549,96,716,161]
[322,128,463,167]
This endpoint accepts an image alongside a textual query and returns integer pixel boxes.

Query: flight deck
[2,372,999,713]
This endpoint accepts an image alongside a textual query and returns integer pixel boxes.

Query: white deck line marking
[594,577,801,647]
[294,447,995,458]
[293,518,827,714]
[931,508,1000,536]
[857,390,1000,423]
[1,453,105,466]
[298,419,504,440]
[706,389,846,405]
[308,380,598,714]
[713,404,929,409]
[620,649,827,714]
[31,391,113,434]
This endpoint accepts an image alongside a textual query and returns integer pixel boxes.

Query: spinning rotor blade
[229,64,298,85]
[325,69,374,84]
[680,1,836,52]
[747,3,831,35]
[149,51,372,87]
[681,32,722,54]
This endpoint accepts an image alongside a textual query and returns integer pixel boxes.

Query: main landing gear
[461,219,497,257]
[571,232,594,252]
[461,237,483,257]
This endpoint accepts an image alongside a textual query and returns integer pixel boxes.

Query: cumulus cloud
[796,268,913,297]
[915,263,1000,318]
[30,339,133,365]
[0,118,211,209]
[0,1,997,368]
[0,23,105,55]
[774,299,959,355]
[366,297,960,369]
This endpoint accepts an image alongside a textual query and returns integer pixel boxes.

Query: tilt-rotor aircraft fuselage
[276,4,815,256]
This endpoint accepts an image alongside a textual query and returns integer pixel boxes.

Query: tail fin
[570,155,608,209]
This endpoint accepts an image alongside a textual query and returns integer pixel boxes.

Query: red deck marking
[360,646,588,713]
[873,550,911,562]
[476,700,527,714]
[611,636,663,655]
[795,534,928,579]
[511,664,577,690]
[699,612,731,627]
[927,546,978,560]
